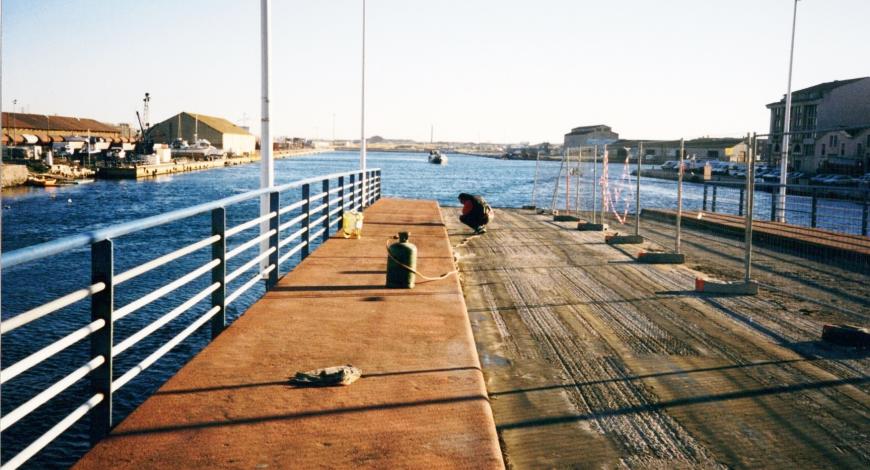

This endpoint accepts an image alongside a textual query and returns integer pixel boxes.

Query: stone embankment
[1,164,29,187]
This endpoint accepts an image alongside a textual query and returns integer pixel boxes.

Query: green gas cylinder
[386,231,417,288]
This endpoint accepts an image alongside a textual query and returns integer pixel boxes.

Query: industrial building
[2,112,124,145]
[147,112,256,155]
[563,124,619,148]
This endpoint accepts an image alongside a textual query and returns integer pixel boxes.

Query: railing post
[338,175,346,222]
[357,171,365,212]
[810,188,818,228]
[862,191,869,236]
[711,185,718,213]
[322,179,330,242]
[738,187,744,217]
[349,173,356,211]
[302,183,311,259]
[268,191,280,288]
[770,188,777,222]
[211,207,226,339]
[90,239,114,445]
[703,184,708,211]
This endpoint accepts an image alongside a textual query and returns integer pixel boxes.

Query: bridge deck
[447,208,869,469]
[74,199,503,469]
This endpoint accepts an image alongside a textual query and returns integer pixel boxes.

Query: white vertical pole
[360,0,367,206]
[778,0,799,223]
[592,145,598,224]
[676,138,684,254]
[259,0,274,272]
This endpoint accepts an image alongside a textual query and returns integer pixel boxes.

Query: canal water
[1,151,864,468]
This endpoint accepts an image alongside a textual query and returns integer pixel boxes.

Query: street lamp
[777,0,800,223]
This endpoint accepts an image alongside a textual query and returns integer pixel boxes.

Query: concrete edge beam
[637,251,685,264]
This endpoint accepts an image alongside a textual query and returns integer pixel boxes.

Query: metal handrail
[0,169,382,469]
[1,169,370,269]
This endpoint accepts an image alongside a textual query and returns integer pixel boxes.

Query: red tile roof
[2,112,120,133]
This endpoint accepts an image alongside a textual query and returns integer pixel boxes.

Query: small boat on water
[428,150,447,165]
[26,175,59,187]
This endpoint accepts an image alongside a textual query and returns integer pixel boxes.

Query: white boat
[428,150,447,165]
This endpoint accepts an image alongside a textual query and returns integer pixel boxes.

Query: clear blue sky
[3,0,868,143]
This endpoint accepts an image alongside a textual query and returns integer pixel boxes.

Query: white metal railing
[0,169,382,469]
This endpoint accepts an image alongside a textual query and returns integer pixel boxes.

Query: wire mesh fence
[538,138,869,308]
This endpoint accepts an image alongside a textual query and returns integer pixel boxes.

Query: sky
[2,0,869,144]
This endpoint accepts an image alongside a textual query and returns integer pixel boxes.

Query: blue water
[1,151,865,468]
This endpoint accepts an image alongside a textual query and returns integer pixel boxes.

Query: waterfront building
[813,127,870,174]
[563,124,619,148]
[766,77,870,173]
[1,112,123,155]
[147,112,256,156]
[611,137,749,163]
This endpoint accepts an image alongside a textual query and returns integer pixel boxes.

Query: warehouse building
[2,112,123,145]
[148,112,256,155]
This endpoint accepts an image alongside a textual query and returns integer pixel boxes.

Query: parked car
[661,161,677,171]
[810,173,833,184]
[822,174,856,186]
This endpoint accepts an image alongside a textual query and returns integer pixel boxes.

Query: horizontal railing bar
[309,227,326,241]
[115,235,220,285]
[328,196,343,206]
[113,282,221,357]
[226,265,274,306]
[112,306,221,393]
[278,198,306,215]
[279,212,307,232]
[329,217,342,229]
[1,319,105,385]
[328,205,342,217]
[309,214,327,228]
[226,248,276,284]
[310,191,328,201]
[309,203,327,215]
[2,169,380,269]
[1,283,105,334]
[2,393,104,470]
[278,241,307,265]
[226,230,276,261]
[0,356,105,432]
[327,186,342,195]
[226,212,277,238]
[114,259,220,322]
[279,227,307,249]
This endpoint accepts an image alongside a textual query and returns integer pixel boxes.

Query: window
[841,143,845,155]
[793,144,801,154]
[821,144,826,154]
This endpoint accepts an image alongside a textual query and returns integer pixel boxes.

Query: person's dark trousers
[460,213,486,231]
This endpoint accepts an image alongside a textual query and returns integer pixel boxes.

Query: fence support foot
[578,222,607,231]
[554,214,580,222]
[695,278,758,295]
[637,251,685,264]
[606,234,644,245]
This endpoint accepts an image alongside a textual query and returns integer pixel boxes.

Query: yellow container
[342,211,364,239]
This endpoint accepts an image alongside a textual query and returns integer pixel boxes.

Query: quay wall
[1,164,29,187]
[97,148,333,180]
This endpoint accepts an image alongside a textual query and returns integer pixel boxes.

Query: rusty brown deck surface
[74,199,504,470]
[447,208,869,469]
